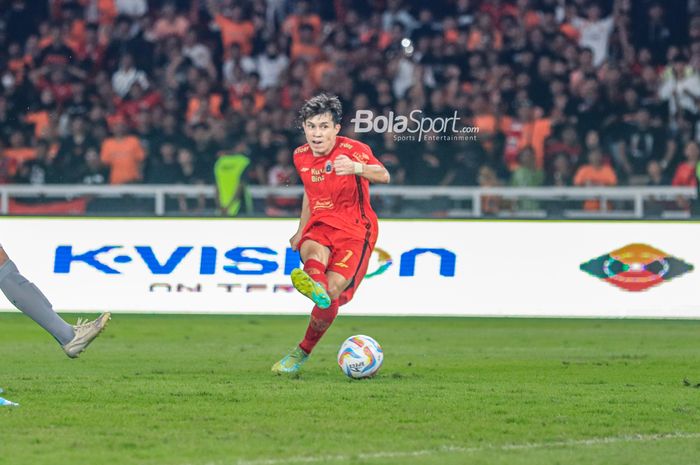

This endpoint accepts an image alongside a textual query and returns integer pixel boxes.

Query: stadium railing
[0,185,697,218]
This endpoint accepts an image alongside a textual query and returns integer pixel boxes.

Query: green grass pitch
[2,314,700,465]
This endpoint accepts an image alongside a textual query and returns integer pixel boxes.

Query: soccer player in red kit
[272,93,390,374]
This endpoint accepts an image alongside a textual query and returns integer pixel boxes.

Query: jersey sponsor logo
[352,151,369,163]
[53,245,456,278]
[339,142,354,150]
[580,243,693,292]
[300,167,310,172]
[312,199,334,211]
[294,145,310,154]
[310,167,325,182]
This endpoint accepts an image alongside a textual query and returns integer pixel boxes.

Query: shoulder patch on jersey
[294,145,310,155]
[351,151,370,163]
[339,142,354,150]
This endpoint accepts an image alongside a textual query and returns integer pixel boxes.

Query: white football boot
[62,312,112,358]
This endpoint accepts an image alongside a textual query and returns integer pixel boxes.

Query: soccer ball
[337,335,384,379]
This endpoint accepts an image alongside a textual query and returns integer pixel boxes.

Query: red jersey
[293,136,383,240]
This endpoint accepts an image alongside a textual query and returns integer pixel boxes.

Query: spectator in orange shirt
[152,2,189,40]
[575,149,618,186]
[25,91,52,140]
[672,141,699,187]
[100,120,145,184]
[478,165,503,215]
[282,0,321,45]
[574,149,618,211]
[500,103,551,171]
[672,141,699,210]
[14,140,52,185]
[57,2,86,56]
[4,130,37,175]
[96,0,118,25]
[6,42,30,85]
[37,25,74,67]
[442,17,459,44]
[0,153,16,184]
[211,4,255,56]
[290,24,322,62]
[117,82,162,125]
[186,79,224,124]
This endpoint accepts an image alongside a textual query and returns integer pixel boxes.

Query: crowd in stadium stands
[1,0,699,214]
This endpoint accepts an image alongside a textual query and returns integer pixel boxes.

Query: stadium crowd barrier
[0,185,697,218]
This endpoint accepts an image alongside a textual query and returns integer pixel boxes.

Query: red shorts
[299,221,376,306]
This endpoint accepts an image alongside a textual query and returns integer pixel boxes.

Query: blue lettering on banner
[200,247,217,275]
[54,245,122,274]
[284,248,301,274]
[135,246,192,274]
[399,248,456,277]
[53,245,456,278]
[223,247,279,275]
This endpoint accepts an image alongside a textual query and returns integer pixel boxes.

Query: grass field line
[227,432,700,465]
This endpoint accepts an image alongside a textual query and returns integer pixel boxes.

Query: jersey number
[334,250,354,269]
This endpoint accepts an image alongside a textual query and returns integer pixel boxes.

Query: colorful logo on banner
[580,243,693,292]
[365,247,394,278]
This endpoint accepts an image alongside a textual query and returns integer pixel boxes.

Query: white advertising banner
[0,218,698,317]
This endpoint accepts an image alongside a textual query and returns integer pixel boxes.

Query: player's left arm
[334,154,390,184]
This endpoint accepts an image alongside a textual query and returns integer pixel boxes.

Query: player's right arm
[290,191,310,251]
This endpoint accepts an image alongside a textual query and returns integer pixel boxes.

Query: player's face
[303,113,340,156]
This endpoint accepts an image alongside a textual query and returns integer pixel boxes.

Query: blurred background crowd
[0,0,699,214]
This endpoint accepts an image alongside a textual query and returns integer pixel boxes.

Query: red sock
[299,299,339,354]
[304,259,328,290]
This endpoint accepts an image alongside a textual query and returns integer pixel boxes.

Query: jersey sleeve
[292,147,305,172]
[292,145,310,184]
[351,143,384,168]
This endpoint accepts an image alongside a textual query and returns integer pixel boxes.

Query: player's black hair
[298,93,343,127]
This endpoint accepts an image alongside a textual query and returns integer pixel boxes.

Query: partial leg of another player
[0,247,110,358]
[0,386,19,407]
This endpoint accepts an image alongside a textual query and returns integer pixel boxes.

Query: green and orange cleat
[271,346,309,374]
[290,268,331,309]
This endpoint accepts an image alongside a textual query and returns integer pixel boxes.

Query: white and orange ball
[337,335,384,379]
